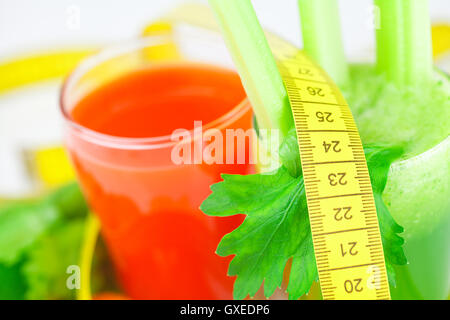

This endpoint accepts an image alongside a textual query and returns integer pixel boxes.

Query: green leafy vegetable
[201,166,315,300]
[22,219,85,299]
[0,183,89,299]
[364,145,408,286]
[201,140,407,299]
[0,201,58,265]
[0,262,27,300]
[0,183,87,266]
[279,128,302,178]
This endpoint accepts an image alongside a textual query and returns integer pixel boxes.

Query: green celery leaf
[279,128,301,178]
[0,183,87,266]
[280,131,408,282]
[286,232,317,299]
[0,261,27,299]
[201,166,317,300]
[44,183,89,220]
[365,145,407,286]
[201,144,407,299]
[22,219,85,300]
[0,201,58,265]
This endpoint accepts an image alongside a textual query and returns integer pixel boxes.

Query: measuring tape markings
[0,4,391,298]
[270,36,390,300]
[147,5,391,300]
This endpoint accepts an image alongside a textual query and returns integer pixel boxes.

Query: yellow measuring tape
[0,3,394,299]
[432,24,450,58]
[156,3,391,300]
[270,37,390,300]
[0,50,95,188]
[0,24,178,190]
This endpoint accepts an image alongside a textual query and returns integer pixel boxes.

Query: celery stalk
[208,0,293,137]
[375,0,433,86]
[298,0,349,87]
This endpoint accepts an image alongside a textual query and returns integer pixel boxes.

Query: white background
[0,0,449,195]
[1,0,450,62]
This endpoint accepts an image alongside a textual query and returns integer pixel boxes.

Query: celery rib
[208,0,293,137]
[375,0,433,86]
[298,0,349,87]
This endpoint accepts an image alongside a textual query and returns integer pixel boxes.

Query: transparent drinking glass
[61,21,449,300]
[60,27,254,299]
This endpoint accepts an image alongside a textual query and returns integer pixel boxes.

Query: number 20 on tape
[271,37,391,300]
[152,11,391,300]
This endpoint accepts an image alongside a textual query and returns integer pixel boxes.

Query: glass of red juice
[60,32,254,299]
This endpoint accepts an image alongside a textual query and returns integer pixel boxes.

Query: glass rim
[60,36,251,151]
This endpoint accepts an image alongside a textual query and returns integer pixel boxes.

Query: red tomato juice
[65,63,254,299]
